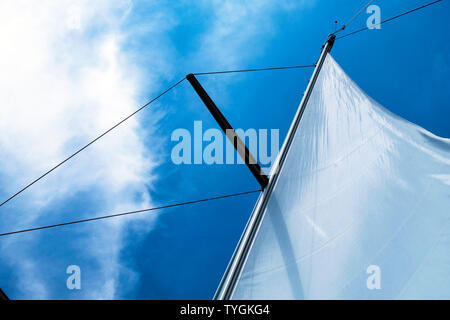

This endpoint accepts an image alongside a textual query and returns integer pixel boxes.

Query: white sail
[232,54,450,299]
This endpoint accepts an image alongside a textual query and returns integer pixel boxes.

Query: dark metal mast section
[0,288,9,300]
[213,35,336,300]
[186,74,269,189]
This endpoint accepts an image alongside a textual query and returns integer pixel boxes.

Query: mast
[0,288,9,300]
[214,35,336,300]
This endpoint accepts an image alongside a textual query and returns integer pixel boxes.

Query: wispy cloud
[0,0,174,299]
[194,0,312,69]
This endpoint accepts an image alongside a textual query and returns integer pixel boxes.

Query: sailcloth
[232,54,450,299]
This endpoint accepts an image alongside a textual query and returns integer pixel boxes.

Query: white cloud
[0,0,171,299]
[196,0,312,70]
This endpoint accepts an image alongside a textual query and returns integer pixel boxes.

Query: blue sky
[0,0,448,299]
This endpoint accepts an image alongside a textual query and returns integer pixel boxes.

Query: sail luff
[214,36,336,300]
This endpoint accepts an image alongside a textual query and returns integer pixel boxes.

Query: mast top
[323,34,336,51]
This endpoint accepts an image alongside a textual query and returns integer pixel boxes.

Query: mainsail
[227,53,450,299]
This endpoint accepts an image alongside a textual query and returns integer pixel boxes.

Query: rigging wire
[194,64,315,76]
[331,0,376,36]
[336,0,443,40]
[0,189,262,237]
[0,77,186,209]
[0,64,314,210]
